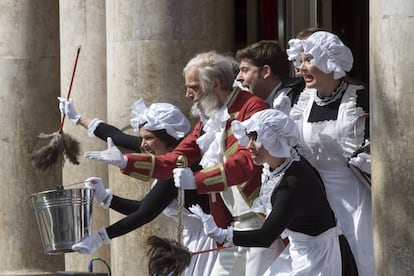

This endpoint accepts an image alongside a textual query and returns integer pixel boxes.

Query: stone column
[370,1,414,275]
[106,1,234,274]
[0,1,62,275]
[59,0,110,274]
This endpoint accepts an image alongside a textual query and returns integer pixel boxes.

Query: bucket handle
[58,180,87,190]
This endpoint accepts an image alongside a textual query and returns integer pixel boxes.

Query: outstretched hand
[188,204,211,221]
[84,137,127,168]
[189,204,230,244]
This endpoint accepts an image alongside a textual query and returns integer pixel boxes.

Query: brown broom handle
[192,245,231,255]
[59,45,81,131]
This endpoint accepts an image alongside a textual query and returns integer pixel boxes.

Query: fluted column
[370,1,414,275]
[105,1,234,274]
[59,0,110,274]
[0,1,61,275]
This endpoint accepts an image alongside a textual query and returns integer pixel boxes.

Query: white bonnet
[287,31,353,80]
[231,109,300,158]
[130,98,191,140]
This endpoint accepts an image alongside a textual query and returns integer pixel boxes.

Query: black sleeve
[184,162,210,214]
[94,122,141,152]
[106,178,177,239]
[284,77,306,106]
[356,88,370,141]
[232,180,296,247]
[106,178,210,239]
[105,161,210,239]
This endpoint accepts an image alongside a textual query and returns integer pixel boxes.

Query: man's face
[184,67,203,103]
[184,66,220,118]
[237,59,266,98]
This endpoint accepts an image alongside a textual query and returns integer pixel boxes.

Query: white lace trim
[251,149,300,216]
[290,88,314,122]
[87,118,104,138]
[337,84,367,157]
[314,81,347,106]
[290,89,315,163]
[291,83,367,162]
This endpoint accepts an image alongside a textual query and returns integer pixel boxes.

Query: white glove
[72,227,110,255]
[84,137,128,168]
[349,152,371,174]
[85,177,113,208]
[173,167,197,190]
[189,204,231,244]
[58,97,81,124]
[273,93,291,115]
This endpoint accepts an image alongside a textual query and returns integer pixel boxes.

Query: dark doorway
[331,0,369,84]
[234,0,369,86]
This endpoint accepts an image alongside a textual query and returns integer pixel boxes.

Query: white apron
[162,199,217,276]
[290,86,374,276]
[263,226,343,276]
[149,179,217,276]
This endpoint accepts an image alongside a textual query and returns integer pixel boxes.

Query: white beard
[191,103,201,118]
[197,92,220,118]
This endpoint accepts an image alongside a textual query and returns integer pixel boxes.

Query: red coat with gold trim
[121,89,268,227]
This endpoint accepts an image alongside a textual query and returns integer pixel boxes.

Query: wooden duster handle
[59,45,81,132]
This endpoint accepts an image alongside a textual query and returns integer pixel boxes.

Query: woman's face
[139,127,169,155]
[246,132,273,166]
[299,52,334,92]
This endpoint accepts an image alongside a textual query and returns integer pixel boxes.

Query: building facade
[0,1,412,275]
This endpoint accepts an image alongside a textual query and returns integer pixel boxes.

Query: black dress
[232,157,358,276]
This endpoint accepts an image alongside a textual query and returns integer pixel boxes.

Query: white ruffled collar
[314,81,348,106]
[196,91,234,168]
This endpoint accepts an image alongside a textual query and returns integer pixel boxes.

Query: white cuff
[98,227,111,244]
[226,226,234,245]
[87,118,104,138]
[101,189,113,209]
[73,114,82,125]
[120,155,128,169]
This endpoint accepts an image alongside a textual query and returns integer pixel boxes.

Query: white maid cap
[231,109,299,158]
[130,98,191,140]
[287,31,353,80]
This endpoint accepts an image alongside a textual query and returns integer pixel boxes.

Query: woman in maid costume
[287,31,373,276]
[59,98,217,276]
[189,108,358,275]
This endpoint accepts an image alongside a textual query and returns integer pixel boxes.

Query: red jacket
[122,89,268,227]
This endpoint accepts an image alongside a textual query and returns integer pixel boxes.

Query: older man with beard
[85,51,281,275]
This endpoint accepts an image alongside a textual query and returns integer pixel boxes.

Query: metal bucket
[30,188,94,254]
